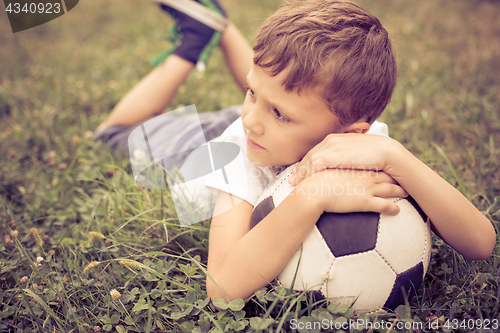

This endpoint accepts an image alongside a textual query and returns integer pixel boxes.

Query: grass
[1,0,500,332]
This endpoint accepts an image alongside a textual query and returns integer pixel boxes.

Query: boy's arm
[206,188,321,302]
[385,141,496,260]
[206,170,406,302]
[290,134,496,260]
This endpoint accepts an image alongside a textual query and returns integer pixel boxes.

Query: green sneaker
[152,0,228,71]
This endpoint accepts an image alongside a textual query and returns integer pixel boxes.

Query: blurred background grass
[1,0,498,193]
[1,0,500,331]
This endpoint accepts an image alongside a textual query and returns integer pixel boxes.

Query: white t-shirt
[170,117,389,225]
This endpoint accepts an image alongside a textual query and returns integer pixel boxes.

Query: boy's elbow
[464,229,497,261]
[206,276,234,309]
[464,247,494,261]
[478,224,497,260]
[206,277,223,302]
[206,276,249,310]
[476,243,496,261]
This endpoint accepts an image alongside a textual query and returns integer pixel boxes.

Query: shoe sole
[154,0,228,32]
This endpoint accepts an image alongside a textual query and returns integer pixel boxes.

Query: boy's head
[253,0,397,126]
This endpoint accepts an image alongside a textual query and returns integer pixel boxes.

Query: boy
[95,0,496,304]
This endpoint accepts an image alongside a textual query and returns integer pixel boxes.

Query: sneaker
[152,0,228,69]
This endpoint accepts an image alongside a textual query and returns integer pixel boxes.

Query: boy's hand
[296,168,407,216]
[289,133,398,185]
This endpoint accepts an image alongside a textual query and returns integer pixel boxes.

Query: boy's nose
[242,105,265,136]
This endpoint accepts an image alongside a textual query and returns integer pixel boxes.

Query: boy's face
[242,64,347,168]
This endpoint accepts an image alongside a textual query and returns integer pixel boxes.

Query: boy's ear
[342,120,370,134]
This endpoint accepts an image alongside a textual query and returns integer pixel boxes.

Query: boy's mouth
[247,137,265,150]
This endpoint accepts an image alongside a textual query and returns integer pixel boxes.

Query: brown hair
[253,0,397,125]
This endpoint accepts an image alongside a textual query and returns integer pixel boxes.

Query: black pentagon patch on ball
[249,196,275,230]
[316,212,379,257]
[383,262,424,310]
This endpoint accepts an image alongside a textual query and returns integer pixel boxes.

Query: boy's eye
[246,87,255,97]
[273,108,289,122]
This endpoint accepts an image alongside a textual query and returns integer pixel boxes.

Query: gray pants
[94,105,241,170]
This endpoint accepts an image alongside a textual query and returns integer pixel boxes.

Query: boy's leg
[155,0,227,66]
[156,0,253,92]
[219,23,254,92]
[97,55,193,131]
[97,0,227,131]
[97,1,253,131]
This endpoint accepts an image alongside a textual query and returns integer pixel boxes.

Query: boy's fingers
[372,198,400,216]
[370,170,397,184]
[373,183,408,199]
[395,186,409,198]
[289,139,326,184]
[384,202,401,215]
[289,161,308,185]
[291,150,332,185]
[289,163,306,185]
[289,162,326,185]
[289,136,340,185]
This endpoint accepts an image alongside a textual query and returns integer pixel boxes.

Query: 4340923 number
[6,2,61,14]
[443,318,499,331]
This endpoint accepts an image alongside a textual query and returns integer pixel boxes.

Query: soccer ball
[250,163,432,313]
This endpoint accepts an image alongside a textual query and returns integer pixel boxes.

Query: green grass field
[1,0,500,332]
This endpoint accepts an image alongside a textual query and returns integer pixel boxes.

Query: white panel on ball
[278,227,336,291]
[375,198,431,274]
[324,251,396,312]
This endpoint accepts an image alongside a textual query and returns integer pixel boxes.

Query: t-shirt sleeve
[203,120,268,206]
[168,118,270,225]
[367,120,389,137]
